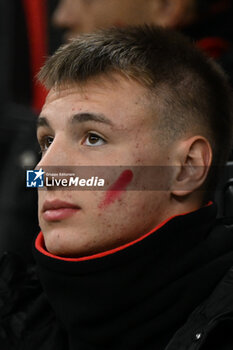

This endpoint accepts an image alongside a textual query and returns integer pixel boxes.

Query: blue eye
[83,132,106,146]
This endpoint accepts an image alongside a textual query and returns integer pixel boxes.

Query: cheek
[98,169,133,209]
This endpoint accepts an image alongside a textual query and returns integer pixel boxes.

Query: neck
[32,204,233,349]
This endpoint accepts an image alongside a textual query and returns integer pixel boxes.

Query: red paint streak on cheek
[99,170,133,208]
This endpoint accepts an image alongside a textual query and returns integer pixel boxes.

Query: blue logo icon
[26,169,45,188]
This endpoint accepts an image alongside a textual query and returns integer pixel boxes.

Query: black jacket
[1,204,233,349]
[166,265,233,349]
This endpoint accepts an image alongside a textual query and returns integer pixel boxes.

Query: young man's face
[53,0,163,41]
[37,75,174,257]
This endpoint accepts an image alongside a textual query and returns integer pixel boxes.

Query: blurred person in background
[52,0,197,39]
[52,0,233,79]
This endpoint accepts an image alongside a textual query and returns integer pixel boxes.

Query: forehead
[45,74,147,102]
[41,75,155,128]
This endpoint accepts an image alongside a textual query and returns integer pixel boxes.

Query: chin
[42,227,96,258]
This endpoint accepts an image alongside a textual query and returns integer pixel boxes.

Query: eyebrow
[37,112,113,130]
[37,116,51,130]
[71,113,113,126]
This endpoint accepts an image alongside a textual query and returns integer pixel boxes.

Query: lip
[42,199,80,222]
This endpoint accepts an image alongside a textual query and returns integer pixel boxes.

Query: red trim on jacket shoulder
[35,202,213,262]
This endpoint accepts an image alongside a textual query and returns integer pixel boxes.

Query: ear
[171,136,212,197]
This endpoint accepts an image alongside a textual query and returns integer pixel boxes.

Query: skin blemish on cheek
[98,169,133,209]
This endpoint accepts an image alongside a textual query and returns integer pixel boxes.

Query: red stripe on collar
[35,202,212,262]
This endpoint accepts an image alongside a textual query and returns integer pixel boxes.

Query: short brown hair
[38,25,233,193]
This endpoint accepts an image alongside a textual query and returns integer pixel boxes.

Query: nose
[52,0,80,29]
[37,136,74,190]
[53,0,69,28]
[37,136,69,170]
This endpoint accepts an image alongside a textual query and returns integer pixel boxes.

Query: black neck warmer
[33,204,233,350]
